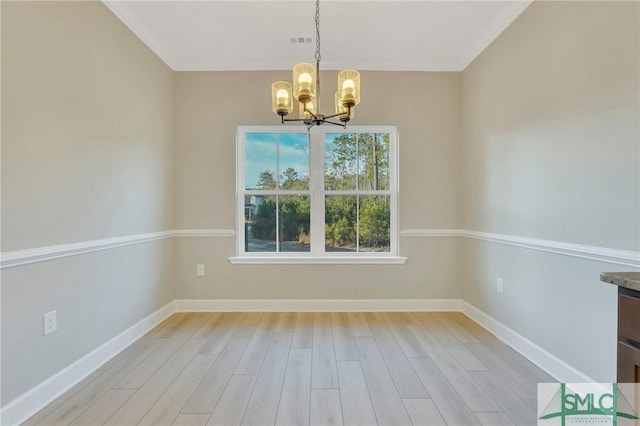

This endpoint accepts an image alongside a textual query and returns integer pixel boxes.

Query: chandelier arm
[282,116,347,129]
[323,112,349,120]
[324,120,348,128]
[283,117,310,123]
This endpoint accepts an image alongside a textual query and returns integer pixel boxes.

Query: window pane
[279,195,310,252]
[325,195,357,252]
[358,133,390,190]
[279,134,310,190]
[325,133,357,190]
[359,196,390,252]
[245,195,276,252]
[245,134,277,190]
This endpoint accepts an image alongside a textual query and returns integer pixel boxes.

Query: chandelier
[271,0,361,129]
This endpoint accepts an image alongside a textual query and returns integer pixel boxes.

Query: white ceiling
[103,0,532,71]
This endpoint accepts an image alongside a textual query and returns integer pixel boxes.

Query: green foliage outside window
[251,169,310,242]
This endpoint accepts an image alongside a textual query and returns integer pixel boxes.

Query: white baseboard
[0,301,175,426]
[460,301,595,383]
[173,298,464,312]
[3,297,597,426]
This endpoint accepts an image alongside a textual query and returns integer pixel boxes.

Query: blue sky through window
[245,133,309,189]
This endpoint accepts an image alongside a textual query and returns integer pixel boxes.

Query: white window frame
[230,125,406,264]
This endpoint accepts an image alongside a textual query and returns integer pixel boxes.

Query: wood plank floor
[24,312,554,426]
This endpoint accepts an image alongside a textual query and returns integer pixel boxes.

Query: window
[233,125,403,264]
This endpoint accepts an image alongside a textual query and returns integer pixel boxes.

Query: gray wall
[1,1,175,404]
[461,1,640,382]
[173,71,464,299]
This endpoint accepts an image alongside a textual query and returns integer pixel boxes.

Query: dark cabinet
[618,287,640,383]
[618,342,640,382]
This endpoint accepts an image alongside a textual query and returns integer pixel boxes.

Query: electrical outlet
[43,311,57,335]
[196,264,205,276]
[496,277,504,294]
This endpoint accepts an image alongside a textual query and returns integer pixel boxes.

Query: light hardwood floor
[24,312,554,426]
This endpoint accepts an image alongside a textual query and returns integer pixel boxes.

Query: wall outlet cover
[43,311,57,335]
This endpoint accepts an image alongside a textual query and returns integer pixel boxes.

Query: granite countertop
[601,272,640,292]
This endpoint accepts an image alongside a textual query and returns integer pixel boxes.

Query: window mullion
[390,129,399,256]
[310,129,324,255]
[356,134,360,252]
[237,130,245,255]
[275,134,280,253]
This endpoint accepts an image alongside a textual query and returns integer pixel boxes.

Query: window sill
[228,256,407,265]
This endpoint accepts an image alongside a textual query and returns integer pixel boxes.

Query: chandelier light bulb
[271,81,293,116]
[292,64,316,104]
[299,72,313,97]
[342,79,355,103]
[342,79,355,91]
[338,70,360,109]
[299,73,313,85]
[276,89,289,107]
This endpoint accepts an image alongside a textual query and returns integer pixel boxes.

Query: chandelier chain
[315,0,321,62]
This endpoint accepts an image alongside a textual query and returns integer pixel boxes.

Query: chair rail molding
[0,229,235,269]
[401,228,640,268]
[2,228,637,269]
